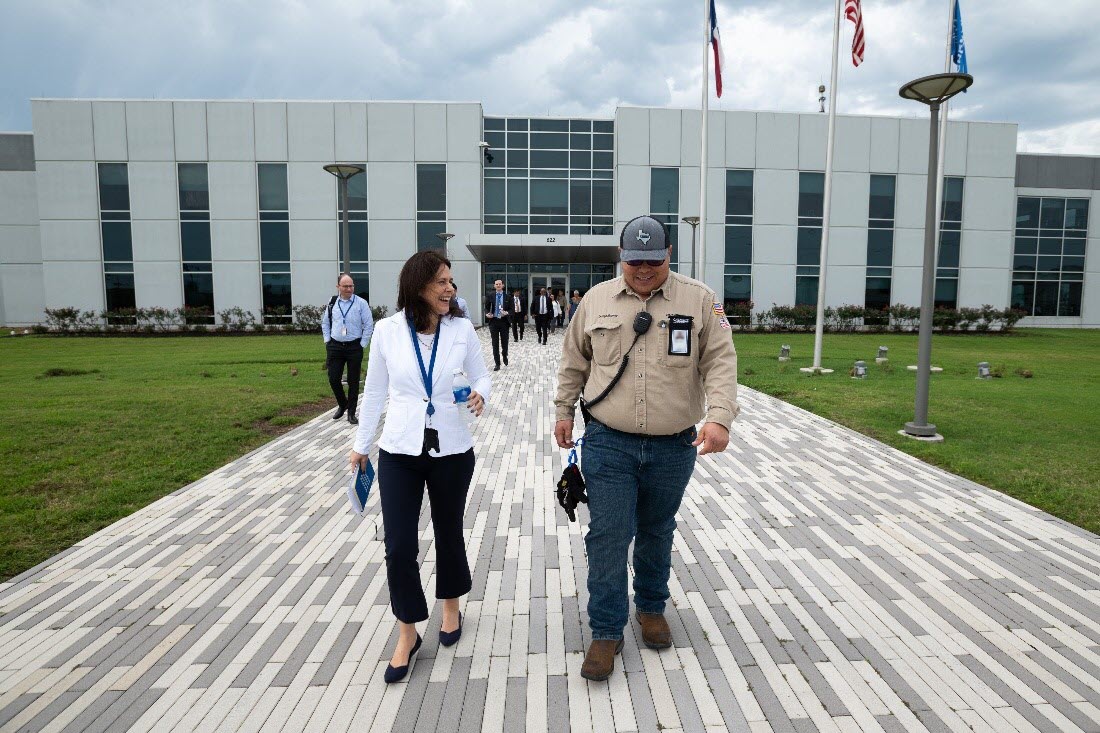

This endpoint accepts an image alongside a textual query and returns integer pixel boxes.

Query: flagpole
[807,0,842,373]
[697,0,710,283]
[933,0,954,264]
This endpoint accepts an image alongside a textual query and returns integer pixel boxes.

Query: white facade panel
[797,114,827,171]
[289,162,337,220]
[446,104,481,163]
[254,103,289,161]
[288,103,335,161]
[447,162,481,222]
[615,165,649,221]
[127,162,178,220]
[959,229,1012,270]
[443,219,480,262]
[31,101,94,161]
[754,169,797,226]
[703,221,724,267]
[133,261,182,309]
[290,219,334,262]
[211,220,259,261]
[894,173,928,230]
[824,265,866,307]
[725,111,756,168]
[957,266,1009,309]
[131,219,180,262]
[828,172,869,228]
[173,102,208,161]
[0,171,40,225]
[834,116,871,172]
[706,167,724,225]
[208,162,257,220]
[367,104,414,162]
[369,219,416,261]
[367,162,415,220]
[43,260,104,312]
[1,264,45,324]
[615,107,649,166]
[35,161,99,220]
[448,260,481,312]
[892,227,925,268]
[40,220,100,262]
[212,261,261,316]
[414,104,448,162]
[943,120,968,177]
[0,226,41,264]
[963,176,1014,231]
[891,266,922,306]
[679,167,699,222]
[292,260,335,308]
[753,263,795,308]
[966,122,1017,178]
[206,103,255,162]
[756,113,798,170]
[125,102,175,161]
[754,225,797,266]
[369,259,404,316]
[649,108,681,167]
[334,103,368,161]
[706,110,725,167]
[1083,270,1100,327]
[826,227,866,267]
[898,118,930,175]
[680,109,701,168]
[92,102,128,161]
[869,117,899,173]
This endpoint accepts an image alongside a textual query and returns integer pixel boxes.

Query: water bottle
[451,369,474,422]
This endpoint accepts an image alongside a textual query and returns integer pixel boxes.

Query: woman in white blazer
[349,250,491,683]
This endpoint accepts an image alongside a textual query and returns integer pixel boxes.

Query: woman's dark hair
[397,250,462,332]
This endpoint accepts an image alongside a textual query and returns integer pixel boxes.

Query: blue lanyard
[407,312,441,417]
[337,297,354,322]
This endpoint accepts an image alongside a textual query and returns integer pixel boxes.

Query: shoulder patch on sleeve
[713,301,731,329]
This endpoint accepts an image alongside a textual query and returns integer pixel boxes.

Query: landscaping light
[853,360,867,379]
[876,346,889,363]
[779,344,791,362]
[977,362,991,379]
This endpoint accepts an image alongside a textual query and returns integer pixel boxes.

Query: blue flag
[951,0,968,75]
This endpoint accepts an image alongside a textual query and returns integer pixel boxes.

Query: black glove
[556,463,588,522]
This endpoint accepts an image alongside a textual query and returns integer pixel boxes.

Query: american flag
[844,0,865,67]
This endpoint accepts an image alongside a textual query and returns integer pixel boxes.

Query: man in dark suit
[509,289,527,342]
[530,286,552,345]
[484,279,510,370]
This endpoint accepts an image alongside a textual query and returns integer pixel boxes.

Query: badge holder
[667,314,693,356]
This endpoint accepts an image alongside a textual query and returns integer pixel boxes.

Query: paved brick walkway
[2,328,1099,733]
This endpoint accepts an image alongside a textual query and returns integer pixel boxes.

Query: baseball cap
[619,215,670,263]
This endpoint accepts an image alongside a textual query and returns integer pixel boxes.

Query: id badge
[341,326,348,337]
[667,315,692,356]
[423,427,440,455]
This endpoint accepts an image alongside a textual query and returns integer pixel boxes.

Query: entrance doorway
[529,274,567,321]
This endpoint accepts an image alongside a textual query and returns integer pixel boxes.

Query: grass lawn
[734,328,1100,536]
[0,335,331,581]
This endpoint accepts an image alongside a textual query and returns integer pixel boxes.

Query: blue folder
[347,460,375,516]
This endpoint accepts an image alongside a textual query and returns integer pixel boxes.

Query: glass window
[934,279,958,309]
[506,150,528,169]
[570,151,591,169]
[506,118,528,131]
[1059,282,1082,316]
[181,222,212,261]
[867,229,893,267]
[101,222,133,261]
[530,150,568,169]
[346,169,368,211]
[651,168,678,214]
[98,163,130,211]
[941,177,963,221]
[417,221,446,252]
[1064,237,1086,256]
[416,164,446,211]
[570,133,590,149]
[570,120,592,132]
[1033,281,1058,316]
[724,274,751,305]
[257,163,288,211]
[592,180,613,216]
[484,118,505,131]
[1065,198,1089,230]
[338,222,369,262]
[865,277,891,311]
[938,231,960,268]
[507,179,527,215]
[868,174,895,220]
[507,132,527,148]
[593,120,614,133]
[724,225,751,265]
[261,273,292,314]
[183,273,215,312]
[259,222,290,261]
[797,227,821,266]
[530,132,568,149]
[178,163,209,211]
[795,276,818,306]
[592,151,613,169]
[1011,281,1034,312]
[1016,197,1040,229]
[105,273,136,311]
[593,134,614,151]
[530,180,568,216]
[570,180,591,216]
[1040,198,1065,229]
[798,172,824,218]
[531,119,568,132]
[725,170,753,217]
[485,179,505,215]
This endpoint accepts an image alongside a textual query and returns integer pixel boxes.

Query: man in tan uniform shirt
[554,214,739,681]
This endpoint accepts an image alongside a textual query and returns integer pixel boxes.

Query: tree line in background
[723,302,1027,333]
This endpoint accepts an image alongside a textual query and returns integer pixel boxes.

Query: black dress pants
[326,340,364,412]
[535,314,550,343]
[378,448,475,623]
[510,316,525,341]
[488,318,509,366]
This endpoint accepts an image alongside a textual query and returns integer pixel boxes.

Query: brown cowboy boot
[636,612,672,649]
[580,638,625,681]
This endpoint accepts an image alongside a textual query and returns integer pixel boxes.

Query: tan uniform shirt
[555,271,740,435]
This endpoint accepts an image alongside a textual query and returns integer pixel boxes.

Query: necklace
[417,332,435,348]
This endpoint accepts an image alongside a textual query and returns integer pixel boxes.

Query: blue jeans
[582,419,698,640]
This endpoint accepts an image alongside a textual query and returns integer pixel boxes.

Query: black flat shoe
[384,634,422,683]
[347,413,358,425]
[439,612,463,647]
[333,406,347,420]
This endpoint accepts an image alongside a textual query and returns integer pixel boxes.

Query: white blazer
[353,311,492,457]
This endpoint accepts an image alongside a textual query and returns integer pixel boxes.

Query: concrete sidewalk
[1,328,1098,733]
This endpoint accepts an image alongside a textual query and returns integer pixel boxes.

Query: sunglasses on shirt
[623,258,667,267]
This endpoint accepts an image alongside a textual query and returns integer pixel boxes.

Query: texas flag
[709,0,725,97]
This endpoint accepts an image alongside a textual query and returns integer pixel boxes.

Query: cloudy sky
[2,0,1098,154]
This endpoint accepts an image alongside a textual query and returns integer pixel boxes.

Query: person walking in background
[553,215,740,681]
[349,250,490,684]
[484,278,510,371]
[568,289,581,324]
[510,289,527,342]
[322,273,374,424]
[555,289,567,329]
[452,282,470,319]
[530,286,551,344]
[550,292,562,333]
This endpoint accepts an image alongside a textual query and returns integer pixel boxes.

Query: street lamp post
[897,73,973,441]
[323,164,365,276]
[682,216,700,280]
[435,231,455,255]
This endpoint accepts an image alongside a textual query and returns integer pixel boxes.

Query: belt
[586,416,692,439]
